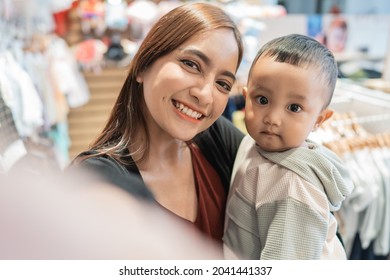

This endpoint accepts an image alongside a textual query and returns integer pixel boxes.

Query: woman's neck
[131,126,189,171]
[132,128,196,222]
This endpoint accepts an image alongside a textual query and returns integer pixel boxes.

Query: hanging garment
[0,51,44,137]
[0,90,26,172]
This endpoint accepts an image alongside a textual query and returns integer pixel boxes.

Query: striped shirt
[223,135,354,260]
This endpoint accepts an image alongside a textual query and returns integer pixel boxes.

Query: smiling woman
[70,2,244,250]
[138,27,239,141]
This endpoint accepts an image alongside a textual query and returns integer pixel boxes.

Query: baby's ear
[242,86,248,98]
[315,108,334,129]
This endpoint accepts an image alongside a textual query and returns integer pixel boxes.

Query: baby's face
[244,55,331,152]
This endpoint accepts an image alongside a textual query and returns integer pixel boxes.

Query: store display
[0,0,89,170]
[72,38,108,73]
[78,0,106,36]
[0,91,27,173]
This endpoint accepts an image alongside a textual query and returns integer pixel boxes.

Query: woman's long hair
[80,2,243,165]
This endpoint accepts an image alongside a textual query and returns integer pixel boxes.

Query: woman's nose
[190,81,214,105]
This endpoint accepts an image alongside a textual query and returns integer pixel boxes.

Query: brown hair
[80,2,243,165]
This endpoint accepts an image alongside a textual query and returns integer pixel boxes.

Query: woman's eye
[256,96,268,105]
[181,59,200,72]
[288,104,302,112]
[216,81,232,93]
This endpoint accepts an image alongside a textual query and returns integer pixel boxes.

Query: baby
[223,34,354,259]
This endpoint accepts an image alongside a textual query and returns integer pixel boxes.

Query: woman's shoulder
[75,151,124,172]
[68,151,154,201]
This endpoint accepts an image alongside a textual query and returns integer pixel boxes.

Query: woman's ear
[242,86,248,98]
[313,108,334,131]
[136,74,143,83]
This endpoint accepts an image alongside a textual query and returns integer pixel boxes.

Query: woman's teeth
[174,101,203,119]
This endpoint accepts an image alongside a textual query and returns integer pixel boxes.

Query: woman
[72,2,244,244]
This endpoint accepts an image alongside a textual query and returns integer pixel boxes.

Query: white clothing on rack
[0,51,44,137]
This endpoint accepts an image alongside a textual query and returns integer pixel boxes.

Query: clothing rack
[330,79,390,135]
[310,79,390,260]
[331,113,390,127]
[0,89,27,173]
[0,1,90,170]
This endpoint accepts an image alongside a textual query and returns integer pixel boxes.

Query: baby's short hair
[249,34,338,107]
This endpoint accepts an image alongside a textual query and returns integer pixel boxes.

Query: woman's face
[137,28,240,141]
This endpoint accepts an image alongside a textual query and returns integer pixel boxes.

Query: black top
[71,116,244,201]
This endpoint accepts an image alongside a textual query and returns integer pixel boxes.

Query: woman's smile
[172,100,204,120]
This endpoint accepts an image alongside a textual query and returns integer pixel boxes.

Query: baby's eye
[181,59,200,72]
[288,104,302,112]
[256,96,268,105]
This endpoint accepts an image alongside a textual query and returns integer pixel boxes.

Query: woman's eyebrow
[181,48,211,66]
[180,48,236,81]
